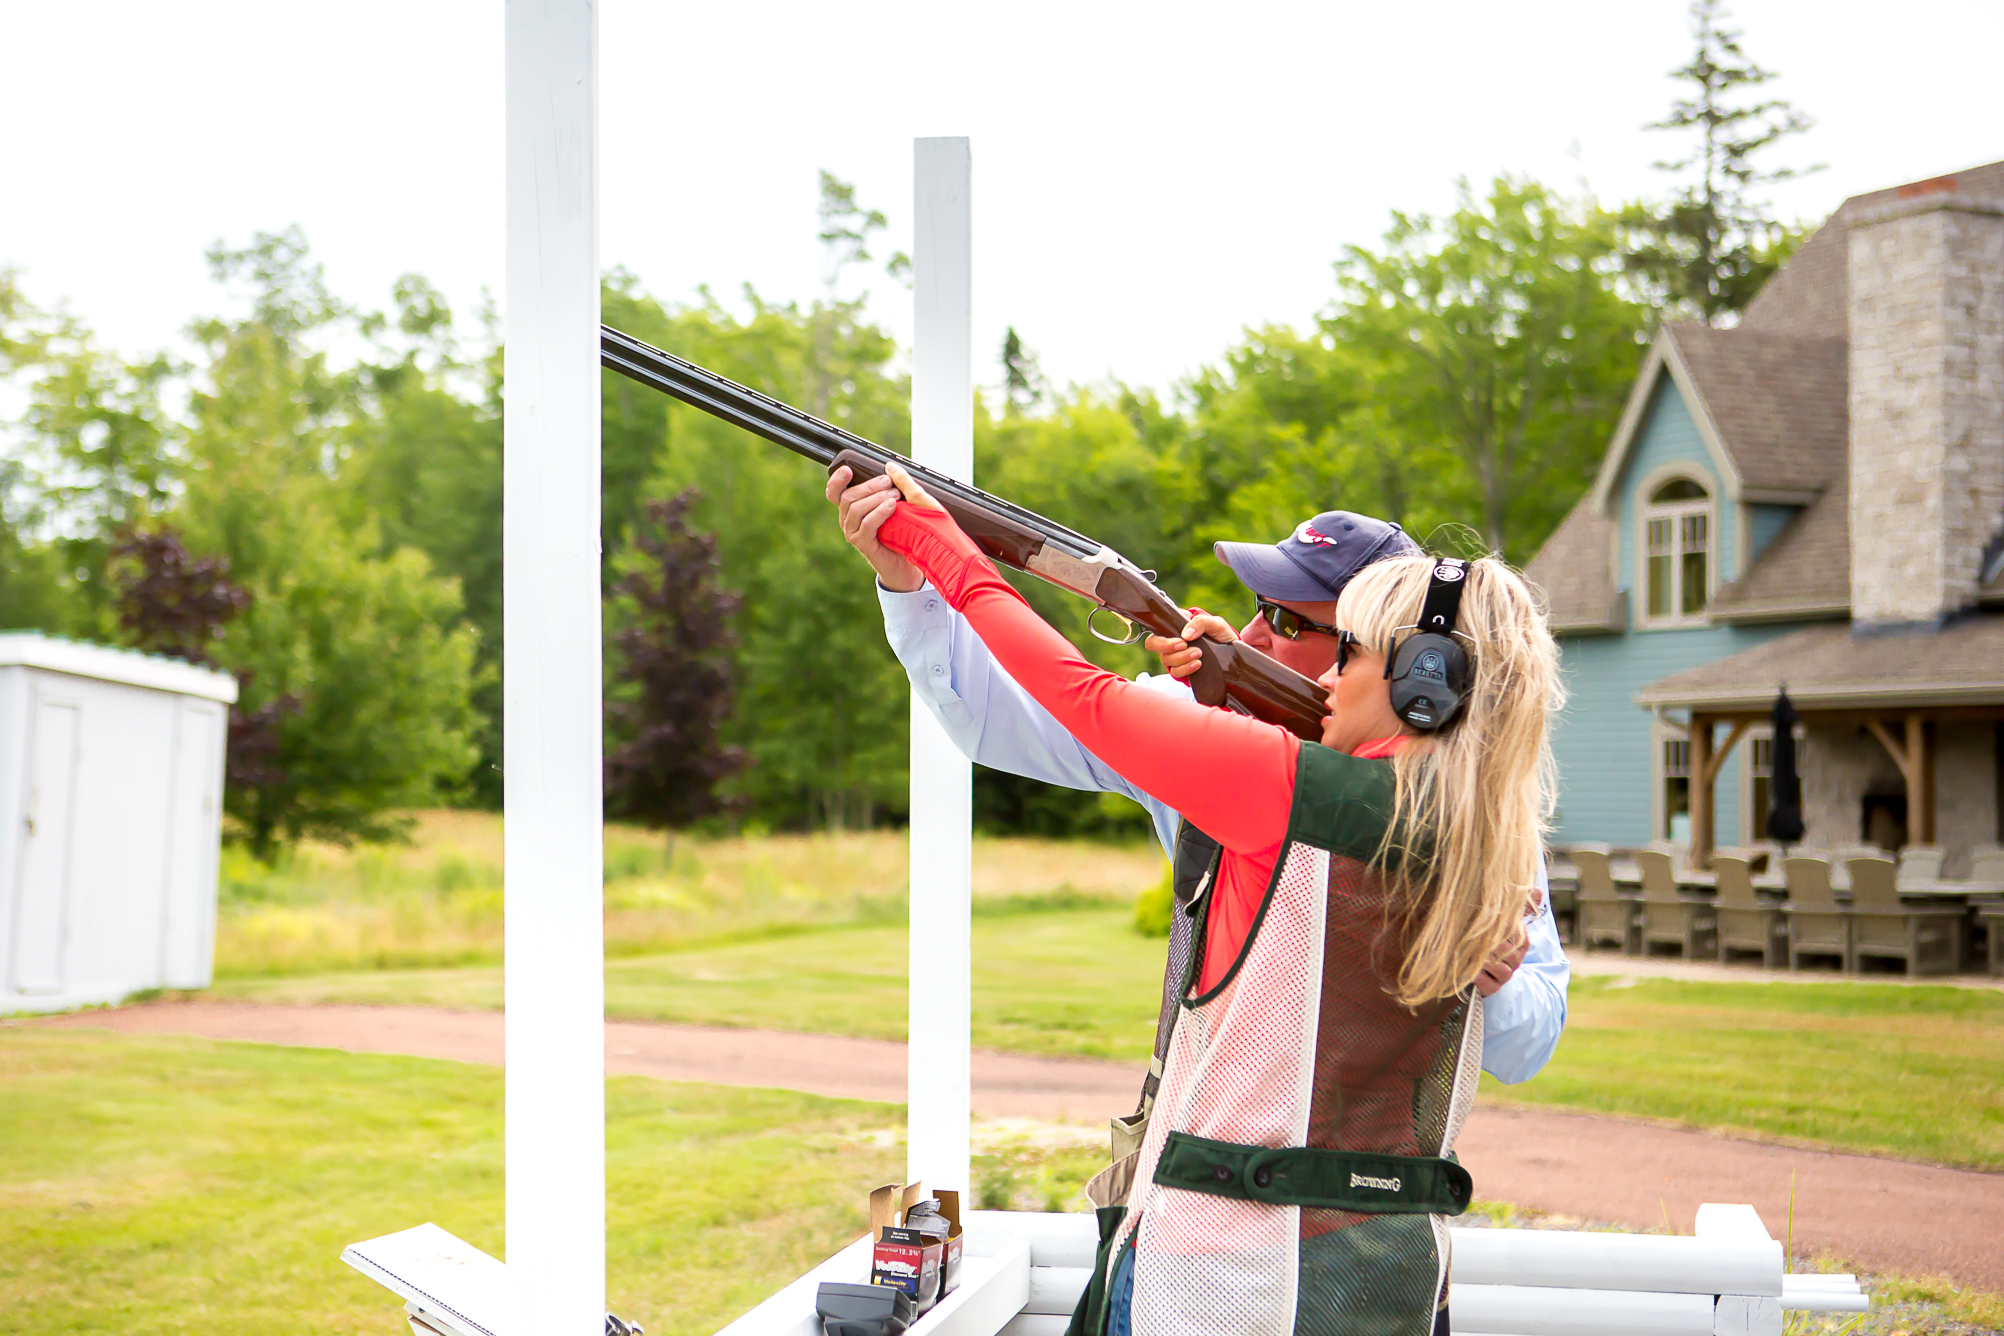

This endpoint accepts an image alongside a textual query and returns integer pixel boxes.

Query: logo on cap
[1294,521,1339,548]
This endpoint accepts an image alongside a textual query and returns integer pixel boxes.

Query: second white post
[907,135,974,1197]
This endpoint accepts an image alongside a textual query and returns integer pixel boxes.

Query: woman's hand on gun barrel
[826,465,923,593]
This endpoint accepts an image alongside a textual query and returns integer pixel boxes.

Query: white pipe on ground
[503,2,604,1332]
[907,134,975,1199]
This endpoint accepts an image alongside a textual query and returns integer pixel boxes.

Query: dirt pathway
[37,1001,2004,1293]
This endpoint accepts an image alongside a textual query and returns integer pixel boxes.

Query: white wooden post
[908,136,974,1197]
[504,2,604,1332]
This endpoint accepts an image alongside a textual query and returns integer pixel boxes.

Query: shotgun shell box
[866,1184,964,1315]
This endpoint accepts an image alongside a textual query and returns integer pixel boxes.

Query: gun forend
[828,449,1328,741]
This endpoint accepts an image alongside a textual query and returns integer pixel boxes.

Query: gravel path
[38,1001,2004,1293]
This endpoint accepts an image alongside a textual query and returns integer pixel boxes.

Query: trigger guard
[1088,607,1147,645]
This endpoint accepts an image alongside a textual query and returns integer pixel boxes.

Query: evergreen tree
[999,326,1045,415]
[604,490,746,839]
[1624,0,1819,324]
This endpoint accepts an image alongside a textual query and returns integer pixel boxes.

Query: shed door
[12,697,81,994]
[160,701,225,988]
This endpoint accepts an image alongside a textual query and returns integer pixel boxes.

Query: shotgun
[600,324,1329,741]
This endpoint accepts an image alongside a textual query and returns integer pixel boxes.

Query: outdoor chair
[1637,848,1717,959]
[1895,844,1945,888]
[1980,905,2004,977]
[1782,856,1852,972]
[1968,845,2004,884]
[1713,855,1786,968]
[1845,857,1962,976]
[1572,844,1639,954]
[1542,851,1579,945]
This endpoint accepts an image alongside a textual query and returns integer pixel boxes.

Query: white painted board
[1450,1228,1782,1296]
[341,1222,514,1336]
[503,1,604,1333]
[1449,1283,1716,1336]
[906,132,975,1198]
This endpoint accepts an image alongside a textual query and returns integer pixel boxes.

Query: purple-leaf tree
[111,528,300,801]
[604,490,747,842]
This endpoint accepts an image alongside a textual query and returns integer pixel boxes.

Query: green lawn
[213,907,1170,1061]
[212,913,2004,1169]
[1482,974,2004,1170]
[0,1029,901,1336]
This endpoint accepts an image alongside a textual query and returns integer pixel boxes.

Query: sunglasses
[1254,597,1343,642]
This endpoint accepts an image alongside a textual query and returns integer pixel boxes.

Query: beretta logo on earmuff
[1413,649,1448,683]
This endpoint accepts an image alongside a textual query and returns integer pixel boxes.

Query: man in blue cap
[826,469,1567,1099]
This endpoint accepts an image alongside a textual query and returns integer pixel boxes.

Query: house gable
[1610,376,1736,595]
[1588,333,1742,519]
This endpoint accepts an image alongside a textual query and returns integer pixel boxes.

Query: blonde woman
[869,465,1561,1336]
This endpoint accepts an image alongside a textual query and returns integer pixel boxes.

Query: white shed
[0,632,236,1013]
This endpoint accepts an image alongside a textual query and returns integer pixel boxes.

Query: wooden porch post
[1688,714,1713,869]
[1692,717,1751,869]
[1908,713,1934,844]
[1865,715,1935,845]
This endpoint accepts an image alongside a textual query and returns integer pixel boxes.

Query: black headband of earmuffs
[1383,559,1472,732]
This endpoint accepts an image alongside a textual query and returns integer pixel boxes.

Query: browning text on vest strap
[1153,1131,1472,1215]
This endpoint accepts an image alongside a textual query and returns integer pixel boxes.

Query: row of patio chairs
[1570,844,1992,976]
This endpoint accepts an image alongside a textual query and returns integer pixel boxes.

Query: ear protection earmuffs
[1383,559,1473,732]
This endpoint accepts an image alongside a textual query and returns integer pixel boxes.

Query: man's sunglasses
[1254,597,1343,641]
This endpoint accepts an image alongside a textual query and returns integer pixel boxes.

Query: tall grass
[213,811,1161,977]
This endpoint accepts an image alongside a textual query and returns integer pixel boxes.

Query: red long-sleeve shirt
[879,503,1311,992]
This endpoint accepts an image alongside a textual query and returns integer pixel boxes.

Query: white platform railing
[704,1203,1867,1336]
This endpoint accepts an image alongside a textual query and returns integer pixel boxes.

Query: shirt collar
[1349,735,1406,760]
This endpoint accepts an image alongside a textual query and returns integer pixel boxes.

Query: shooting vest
[1076,743,1481,1336]
[1112,819,1222,1163]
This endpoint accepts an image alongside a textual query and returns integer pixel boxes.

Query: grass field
[199,812,2004,1167]
[0,1029,902,1336]
[1482,974,2004,1170]
[213,811,1161,977]
[212,908,1168,1059]
[4,1030,1994,1336]
[213,918,2004,1170]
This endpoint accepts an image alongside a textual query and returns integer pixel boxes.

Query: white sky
[3,0,2000,398]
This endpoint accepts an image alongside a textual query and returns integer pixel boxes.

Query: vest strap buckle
[1152,1131,1472,1215]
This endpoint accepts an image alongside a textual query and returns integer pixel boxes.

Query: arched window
[1641,475,1712,622]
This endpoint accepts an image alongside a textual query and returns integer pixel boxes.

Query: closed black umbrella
[1766,687,1805,846]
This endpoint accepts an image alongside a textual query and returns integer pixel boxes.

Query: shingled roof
[1740,160,2004,338]
[1636,613,2004,712]
[1523,495,1619,633]
[1661,325,1848,496]
[1531,159,2004,630]
[1708,475,1851,621]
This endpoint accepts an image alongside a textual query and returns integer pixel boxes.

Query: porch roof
[1633,613,2004,714]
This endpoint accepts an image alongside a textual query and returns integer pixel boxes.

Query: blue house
[1525,160,2004,871]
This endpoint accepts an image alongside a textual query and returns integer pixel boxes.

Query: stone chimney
[1846,183,2004,627]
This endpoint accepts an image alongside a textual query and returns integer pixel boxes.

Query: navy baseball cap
[1213,512,1421,604]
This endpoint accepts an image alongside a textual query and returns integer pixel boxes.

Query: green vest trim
[1184,741,1401,1008]
[1153,1131,1472,1216]
[1286,741,1400,864]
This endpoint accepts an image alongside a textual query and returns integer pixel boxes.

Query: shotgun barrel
[599,324,1329,741]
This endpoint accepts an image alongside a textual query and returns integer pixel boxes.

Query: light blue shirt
[880,581,1569,1085]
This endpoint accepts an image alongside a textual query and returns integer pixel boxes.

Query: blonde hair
[1335,554,1564,1006]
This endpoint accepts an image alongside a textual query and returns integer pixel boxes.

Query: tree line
[0,0,1811,854]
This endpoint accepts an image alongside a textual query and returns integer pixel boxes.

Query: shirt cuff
[878,579,954,633]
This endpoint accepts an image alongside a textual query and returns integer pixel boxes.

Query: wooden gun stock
[828,450,1328,742]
